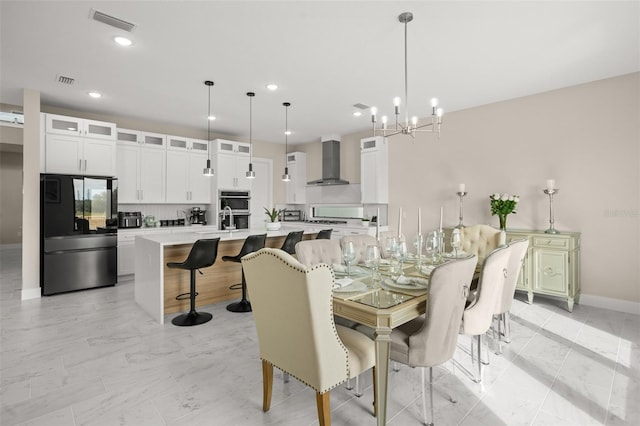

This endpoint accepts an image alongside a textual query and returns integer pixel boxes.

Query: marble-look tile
[538,378,609,425]
[0,379,30,406]
[17,407,76,426]
[1,379,105,425]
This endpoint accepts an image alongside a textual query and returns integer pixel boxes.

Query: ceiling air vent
[57,75,75,85]
[90,9,136,32]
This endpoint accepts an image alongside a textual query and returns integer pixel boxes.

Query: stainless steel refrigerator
[40,174,118,295]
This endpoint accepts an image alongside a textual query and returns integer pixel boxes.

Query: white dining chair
[459,224,501,266]
[390,255,478,425]
[493,238,529,353]
[241,248,376,425]
[458,245,511,383]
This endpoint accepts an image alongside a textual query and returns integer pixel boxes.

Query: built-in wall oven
[219,190,250,230]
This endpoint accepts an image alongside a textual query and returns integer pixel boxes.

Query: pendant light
[282,102,291,182]
[202,80,215,176]
[245,92,256,179]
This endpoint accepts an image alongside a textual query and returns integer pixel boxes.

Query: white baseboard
[580,294,640,315]
[21,287,41,300]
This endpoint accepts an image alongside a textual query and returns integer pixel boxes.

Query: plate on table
[332,264,368,277]
[384,276,428,291]
[443,251,472,259]
[333,279,368,293]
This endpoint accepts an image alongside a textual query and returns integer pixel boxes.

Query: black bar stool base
[171,311,213,326]
[226,299,252,313]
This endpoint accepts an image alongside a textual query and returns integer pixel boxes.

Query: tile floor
[1,245,638,426]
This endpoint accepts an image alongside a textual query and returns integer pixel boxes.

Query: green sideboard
[506,230,581,312]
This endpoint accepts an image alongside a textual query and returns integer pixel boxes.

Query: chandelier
[370,12,444,138]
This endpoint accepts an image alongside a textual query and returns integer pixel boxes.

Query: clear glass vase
[498,214,508,230]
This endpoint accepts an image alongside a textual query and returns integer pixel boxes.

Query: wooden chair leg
[262,360,273,412]
[316,391,331,426]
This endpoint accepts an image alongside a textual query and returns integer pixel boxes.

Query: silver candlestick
[455,191,467,228]
[543,188,559,234]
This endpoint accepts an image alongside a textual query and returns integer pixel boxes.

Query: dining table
[331,256,439,426]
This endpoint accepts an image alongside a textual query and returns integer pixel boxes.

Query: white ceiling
[1,1,638,144]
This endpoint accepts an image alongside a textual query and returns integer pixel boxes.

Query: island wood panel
[163,233,315,314]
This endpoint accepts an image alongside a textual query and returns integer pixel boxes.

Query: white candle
[458,183,466,193]
[376,207,380,239]
[418,207,422,235]
[439,206,443,231]
[546,179,556,190]
[398,207,402,237]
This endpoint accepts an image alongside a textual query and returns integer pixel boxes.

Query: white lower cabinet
[116,143,166,203]
[166,151,211,203]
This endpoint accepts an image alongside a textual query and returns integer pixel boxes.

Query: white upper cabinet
[116,128,166,149]
[212,139,252,191]
[116,142,166,204]
[167,136,210,154]
[44,114,116,176]
[166,150,211,203]
[360,136,388,204]
[46,114,115,140]
[285,152,306,204]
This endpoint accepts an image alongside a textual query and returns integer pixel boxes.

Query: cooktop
[305,219,348,225]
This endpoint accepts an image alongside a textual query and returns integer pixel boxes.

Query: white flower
[509,195,515,201]
[501,194,509,201]
[514,196,520,203]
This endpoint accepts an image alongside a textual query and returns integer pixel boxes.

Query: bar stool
[166,238,220,326]
[223,233,267,313]
[316,229,333,239]
[280,230,304,254]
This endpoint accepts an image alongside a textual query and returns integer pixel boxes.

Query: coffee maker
[190,207,207,225]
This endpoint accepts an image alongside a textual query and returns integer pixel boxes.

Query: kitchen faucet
[222,206,236,230]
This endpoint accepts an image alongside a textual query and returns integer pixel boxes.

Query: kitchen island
[135,228,318,324]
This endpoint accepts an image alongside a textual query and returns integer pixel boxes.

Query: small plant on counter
[264,207,283,222]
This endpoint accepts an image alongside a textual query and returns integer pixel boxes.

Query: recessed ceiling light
[114,36,133,46]
[208,115,216,121]
[353,111,362,117]
[265,83,278,91]
[88,91,102,98]
[284,130,292,135]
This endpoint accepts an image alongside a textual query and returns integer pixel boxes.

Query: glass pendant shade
[203,158,214,176]
[282,166,291,182]
[246,162,256,179]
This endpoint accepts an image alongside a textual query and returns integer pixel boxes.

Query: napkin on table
[395,276,428,287]
[334,278,354,288]
[332,263,348,273]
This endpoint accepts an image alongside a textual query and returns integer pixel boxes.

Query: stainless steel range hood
[307,140,350,186]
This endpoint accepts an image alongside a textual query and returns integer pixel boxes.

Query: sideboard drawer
[532,236,570,249]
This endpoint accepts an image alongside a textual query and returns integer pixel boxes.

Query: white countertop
[136,227,317,246]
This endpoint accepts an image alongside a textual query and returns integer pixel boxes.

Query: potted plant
[264,207,283,231]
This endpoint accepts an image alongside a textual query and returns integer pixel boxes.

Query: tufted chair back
[340,234,377,264]
[460,224,501,265]
[295,239,343,267]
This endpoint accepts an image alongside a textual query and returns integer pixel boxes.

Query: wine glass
[341,240,356,277]
[414,234,424,269]
[425,231,441,264]
[364,245,381,286]
[392,240,407,279]
[384,236,398,259]
[451,229,462,258]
